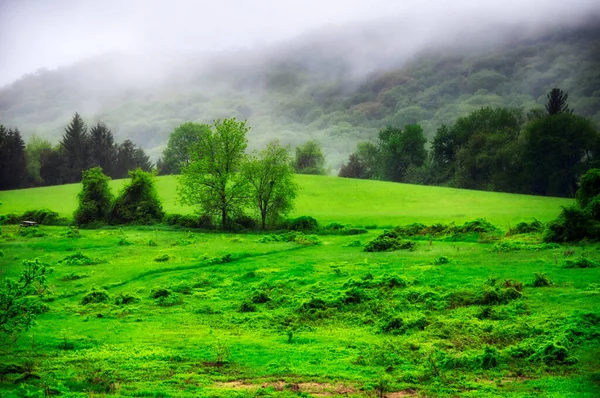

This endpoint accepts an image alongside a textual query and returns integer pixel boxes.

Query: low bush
[81,289,110,305]
[61,272,89,281]
[258,232,322,245]
[58,252,101,266]
[150,288,170,299]
[118,238,132,246]
[287,216,318,232]
[239,301,257,313]
[109,169,164,225]
[20,209,65,225]
[171,281,192,294]
[562,256,599,269]
[251,292,271,304]
[17,228,47,238]
[114,293,140,305]
[154,254,170,262]
[532,273,553,287]
[363,232,416,252]
[63,227,82,239]
[543,206,599,243]
[157,294,183,307]
[510,219,544,235]
[148,239,157,246]
[434,256,449,265]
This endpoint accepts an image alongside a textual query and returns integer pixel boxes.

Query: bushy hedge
[163,213,214,229]
[109,169,164,224]
[286,216,318,232]
[2,209,68,226]
[74,167,113,226]
[544,169,600,243]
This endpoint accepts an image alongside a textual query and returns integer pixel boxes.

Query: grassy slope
[0,226,599,397]
[0,175,573,226]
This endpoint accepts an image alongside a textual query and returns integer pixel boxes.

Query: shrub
[163,213,214,229]
[511,219,544,234]
[381,317,406,334]
[543,206,598,243]
[363,233,416,252]
[287,216,318,232]
[17,228,47,238]
[344,240,362,247]
[251,292,271,304]
[532,273,553,287]
[74,167,113,225]
[148,239,157,246]
[576,168,600,209]
[19,209,63,225]
[239,301,257,313]
[228,214,257,231]
[118,238,132,246]
[562,256,599,268]
[171,281,192,294]
[109,169,165,224]
[58,252,100,266]
[154,254,170,262]
[114,293,140,305]
[434,256,449,265]
[81,289,110,305]
[150,288,170,299]
[63,227,82,239]
[157,294,183,307]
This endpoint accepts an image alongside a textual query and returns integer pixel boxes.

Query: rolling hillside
[0,174,573,226]
[0,21,599,168]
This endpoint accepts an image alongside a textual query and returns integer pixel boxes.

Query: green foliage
[114,293,140,306]
[109,169,164,224]
[363,231,416,252]
[80,288,110,305]
[160,122,209,175]
[377,124,428,182]
[0,258,49,344]
[543,205,599,243]
[18,209,62,225]
[150,288,170,299]
[287,215,318,232]
[510,218,544,235]
[562,257,599,269]
[178,118,249,227]
[293,140,326,175]
[577,168,600,209]
[163,213,214,229]
[57,252,101,266]
[242,139,297,229]
[532,273,553,287]
[74,167,113,225]
[154,254,170,262]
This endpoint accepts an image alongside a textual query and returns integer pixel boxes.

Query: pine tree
[0,126,27,190]
[89,122,117,176]
[545,88,572,115]
[60,113,90,182]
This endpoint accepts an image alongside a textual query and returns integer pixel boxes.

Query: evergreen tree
[115,140,152,178]
[39,146,67,186]
[545,88,572,115]
[0,126,27,190]
[89,122,117,176]
[60,113,90,182]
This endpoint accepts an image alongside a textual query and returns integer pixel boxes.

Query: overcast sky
[1,0,599,85]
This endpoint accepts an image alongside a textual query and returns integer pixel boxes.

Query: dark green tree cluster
[339,124,427,182]
[340,89,600,197]
[179,118,297,229]
[292,140,326,175]
[0,125,27,190]
[0,113,153,190]
[544,168,600,242]
[74,167,163,226]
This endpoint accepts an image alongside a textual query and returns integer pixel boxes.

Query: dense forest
[0,20,598,170]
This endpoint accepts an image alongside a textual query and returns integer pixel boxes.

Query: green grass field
[1,177,598,397]
[0,175,573,226]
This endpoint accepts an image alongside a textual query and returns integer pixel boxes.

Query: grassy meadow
[1,177,599,397]
[0,175,573,226]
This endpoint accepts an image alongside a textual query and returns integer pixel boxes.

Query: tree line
[77,118,297,230]
[339,89,600,197]
[0,113,152,190]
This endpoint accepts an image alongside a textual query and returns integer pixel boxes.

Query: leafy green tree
[293,140,326,175]
[0,258,49,345]
[25,135,52,186]
[378,124,427,182]
[432,107,524,189]
[338,153,365,178]
[74,167,113,225]
[242,140,297,229]
[60,113,90,183]
[109,169,164,224]
[89,122,118,177]
[162,122,209,174]
[577,168,600,208]
[522,113,598,196]
[178,118,249,227]
[545,88,572,115]
[0,125,27,190]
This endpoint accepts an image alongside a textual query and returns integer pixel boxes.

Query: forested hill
[1,20,599,168]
